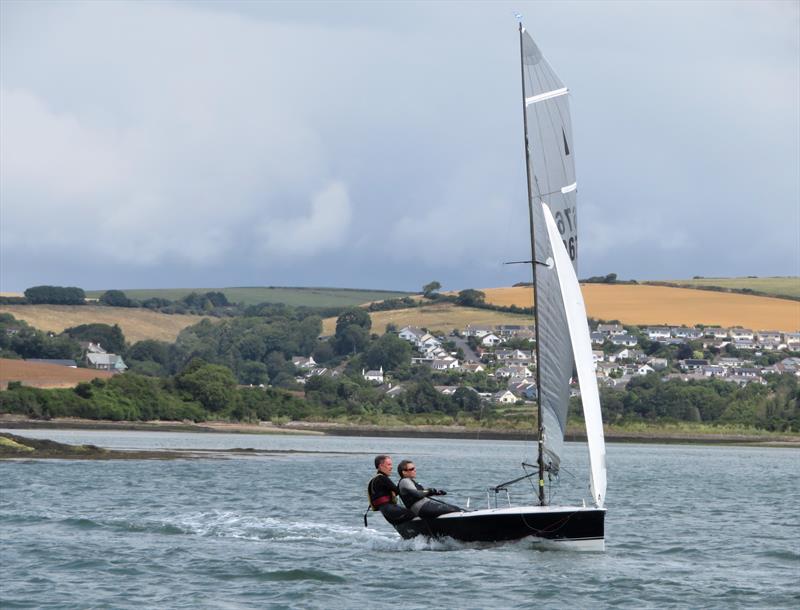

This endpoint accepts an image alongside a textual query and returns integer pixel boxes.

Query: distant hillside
[482,285,800,330]
[648,277,800,300]
[321,302,532,336]
[83,286,412,307]
[0,305,206,343]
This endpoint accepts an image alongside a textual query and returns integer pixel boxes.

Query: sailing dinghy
[390,24,607,551]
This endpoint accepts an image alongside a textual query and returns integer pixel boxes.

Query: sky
[1,0,798,294]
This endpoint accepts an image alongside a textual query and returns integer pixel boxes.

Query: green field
[83,286,412,307]
[652,276,800,299]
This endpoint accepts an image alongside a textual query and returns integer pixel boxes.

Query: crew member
[397,460,461,518]
[367,455,414,525]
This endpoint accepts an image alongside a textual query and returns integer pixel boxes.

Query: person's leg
[379,503,415,524]
[418,501,461,518]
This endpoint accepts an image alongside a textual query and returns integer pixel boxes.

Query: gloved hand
[427,488,439,495]
[437,490,447,496]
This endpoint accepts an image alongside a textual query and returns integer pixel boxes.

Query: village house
[733,339,756,350]
[635,364,655,376]
[459,362,485,374]
[703,327,730,339]
[647,357,669,371]
[701,365,726,377]
[646,327,671,341]
[384,384,406,398]
[492,390,518,404]
[291,356,316,369]
[398,326,426,343]
[496,364,533,379]
[86,353,127,373]
[508,380,537,400]
[362,367,384,383]
[730,328,754,341]
[464,325,494,338]
[783,332,800,348]
[431,358,460,370]
[671,327,703,339]
[590,331,606,345]
[495,348,532,362]
[79,341,106,355]
[609,333,638,347]
[597,323,623,335]
[495,324,535,338]
[480,333,503,347]
[679,358,709,371]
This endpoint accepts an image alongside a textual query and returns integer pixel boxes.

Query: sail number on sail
[554,206,577,261]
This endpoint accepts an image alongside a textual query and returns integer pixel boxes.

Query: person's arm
[398,478,429,502]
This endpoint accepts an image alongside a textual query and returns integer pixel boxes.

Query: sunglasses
[404,466,416,471]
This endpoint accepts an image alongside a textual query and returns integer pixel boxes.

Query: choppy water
[1,429,798,609]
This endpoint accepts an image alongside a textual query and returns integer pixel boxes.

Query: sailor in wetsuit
[367,455,414,525]
[397,460,461,519]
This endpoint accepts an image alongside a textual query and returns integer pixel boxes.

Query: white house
[783,332,800,347]
[432,358,460,370]
[459,362,486,374]
[635,364,655,376]
[730,328,754,341]
[481,333,503,347]
[609,333,638,347]
[646,327,671,341]
[292,356,317,369]
[464,325,494,338]
[597,323,623,335]
[672,327,703,339]
[398,326,425,343]
[363,367,384,383]
[492,390,518,404]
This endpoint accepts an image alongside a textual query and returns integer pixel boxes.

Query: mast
[518,22,546,506]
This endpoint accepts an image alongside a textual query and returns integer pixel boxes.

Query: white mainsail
[542,203,607,508]
[521,27,577,473]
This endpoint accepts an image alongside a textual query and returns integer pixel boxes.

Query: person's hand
[428,488,439,495]
[437,490,447,496]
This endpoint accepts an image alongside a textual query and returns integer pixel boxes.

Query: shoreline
[1,416,798,447]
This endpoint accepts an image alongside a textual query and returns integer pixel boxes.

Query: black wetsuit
[368,473,414,525]
[398,477,460,518]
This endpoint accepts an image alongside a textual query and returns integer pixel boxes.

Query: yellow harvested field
[0,358,113,389]
[482,285,800,330]
[322,303,533,336]
[0,305,207,343]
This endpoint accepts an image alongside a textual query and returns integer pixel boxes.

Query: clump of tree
[422,281,442,298]
[24,285,86,305]
[580,273,637,285]
[334,307,372,355]
[64,323,126,354]
[0,314,81,360]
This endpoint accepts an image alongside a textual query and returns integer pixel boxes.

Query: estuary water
[1,429,798,609]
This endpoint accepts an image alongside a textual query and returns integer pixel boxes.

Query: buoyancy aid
[366,473,397,510]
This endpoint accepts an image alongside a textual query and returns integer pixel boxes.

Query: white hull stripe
[525,87,568,106]
[560,182,577,194]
